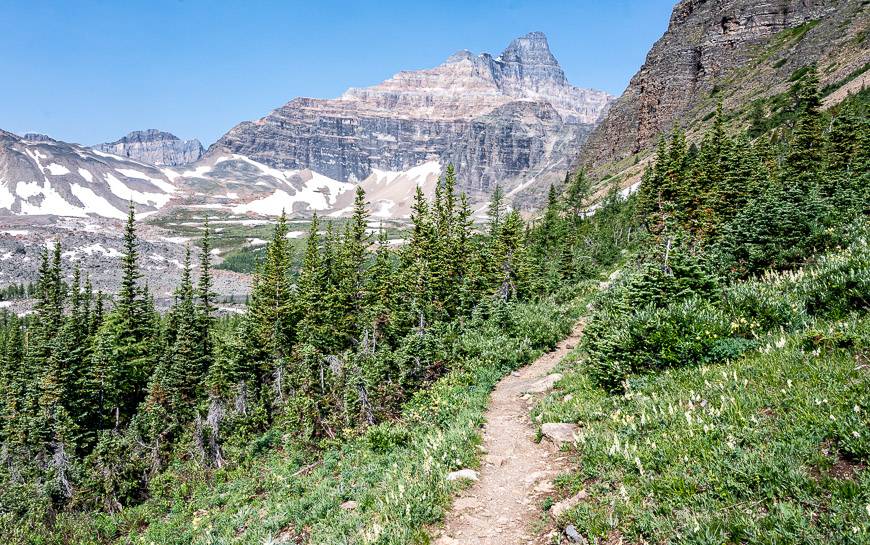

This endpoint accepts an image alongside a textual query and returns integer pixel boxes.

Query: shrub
[721,278,807,336]
[795,239,870,319]
[586,297,730,390]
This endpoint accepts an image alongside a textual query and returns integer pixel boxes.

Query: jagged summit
[22,133,56,143]
[211,32,614,197]
[109,129,182,144]
[96,129,204,166]
[498,31,560,67]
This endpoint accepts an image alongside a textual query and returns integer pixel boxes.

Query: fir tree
[85,204,158,430]
[487,183,506,237]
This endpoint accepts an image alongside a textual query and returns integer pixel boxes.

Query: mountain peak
[95,129,204,166]
[498,32,558,66]
[22,133,56,143]
[113,129,182,144]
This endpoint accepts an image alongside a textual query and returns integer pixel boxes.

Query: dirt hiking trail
[435,321,585,545]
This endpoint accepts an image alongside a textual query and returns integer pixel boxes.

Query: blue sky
[0,0,674,147]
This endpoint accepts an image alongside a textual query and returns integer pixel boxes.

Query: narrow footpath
[435,321,586,544]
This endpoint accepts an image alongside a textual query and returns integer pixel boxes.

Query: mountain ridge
[209,32,613,200]
[96,129,204,167]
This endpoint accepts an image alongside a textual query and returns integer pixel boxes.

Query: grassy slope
[34,286,595,544]
[535,308,870,541]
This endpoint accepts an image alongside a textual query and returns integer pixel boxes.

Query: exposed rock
[96,129,204,166]
[564,524,586,544]
[22,133,56,143]
[541,423,579,447]
[211,32,614,205]
[533,479,554,493]
[550,490,588,519]
[446,469,479,482]
[339,500,358,510]
[523,373,563,394]
[578,0,867,177]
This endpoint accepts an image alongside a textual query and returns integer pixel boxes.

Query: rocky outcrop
[578,0,867,174]
[211,32,613,199]
[96,129,204,166]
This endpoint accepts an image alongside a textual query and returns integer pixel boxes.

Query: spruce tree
[243,210,295,408]
[487,183,506,238]
[337,187,371,344]
[297,212,326,349]
[85,203,158,430]
[196,217,216,372]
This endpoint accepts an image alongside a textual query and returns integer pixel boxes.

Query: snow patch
[215,154,291,183]
[372,200,396,218]
[46,163,70,176]
[17,182,87,217]
[115,168,176,193]
[63,243,123,259]
[232,170,354,215]
[77,168,94,183]
[0,184,15,209]
[104,173,171,208]
[368,161,442,187]
[181,164,213,178]
[70,184,127,220]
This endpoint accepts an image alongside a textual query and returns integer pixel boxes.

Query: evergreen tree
[565,170,592,220]
[85,204,158,431]
[784,65,823,188]
[196,217,216,373]
[149,247,203,428]
[487,183,506,238]
[337,187,372,344]
[297,212,327,349]
[242,210,296,414]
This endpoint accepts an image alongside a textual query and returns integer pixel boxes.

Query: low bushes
[583,224,870,390]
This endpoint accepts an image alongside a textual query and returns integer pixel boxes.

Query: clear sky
[0,0,675,147]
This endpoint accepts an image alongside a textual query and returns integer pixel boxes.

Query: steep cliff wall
[578,0,868,180]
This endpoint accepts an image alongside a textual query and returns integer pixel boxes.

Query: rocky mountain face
[0,130,177,219]
[96,129,204,166]
[211,32,613,200]
[578,0,868,177]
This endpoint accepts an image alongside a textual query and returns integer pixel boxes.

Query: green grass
[16,286,595,544]
[533,317,870,544]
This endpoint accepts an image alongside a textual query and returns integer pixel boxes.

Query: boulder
[446,469,479,482]
[564,524,587,543]
[541,423,579,447]
[550,490,588,519]
[523,373,562,394]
